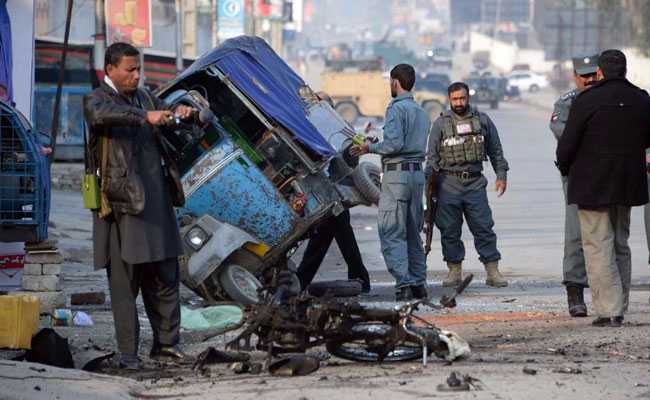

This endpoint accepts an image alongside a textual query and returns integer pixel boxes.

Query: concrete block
[24,252,63,265]
[42,264,62,275]
[11,290,66,314]
[21,275,61,292]
[70,292,106,305]
[22,263,43,276]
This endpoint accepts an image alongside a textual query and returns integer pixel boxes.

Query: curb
[50,162,83,192]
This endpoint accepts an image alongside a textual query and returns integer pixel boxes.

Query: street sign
[218,0,245,41]
[105,0,152,48]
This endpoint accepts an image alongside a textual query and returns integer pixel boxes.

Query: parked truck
[321,69,447,124]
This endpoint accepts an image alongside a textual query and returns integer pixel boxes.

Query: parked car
[155,36,380,304]
[420,72,451,88]
[507,71,549,92]
[426,47,453,68]
[511,63,530,72]
[466,78,500,109]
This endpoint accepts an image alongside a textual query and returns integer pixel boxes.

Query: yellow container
[0,295,40,349]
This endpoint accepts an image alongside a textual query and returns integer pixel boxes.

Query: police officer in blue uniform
[425,82,509,288]
[549,54,599,317]
[351,64,431,301]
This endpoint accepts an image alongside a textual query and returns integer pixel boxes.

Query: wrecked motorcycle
[225,274,473,364]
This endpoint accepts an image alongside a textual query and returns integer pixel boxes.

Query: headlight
[469,89,476,96]
[185,226,211,251]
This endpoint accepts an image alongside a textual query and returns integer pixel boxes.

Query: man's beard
[452,105,468,115]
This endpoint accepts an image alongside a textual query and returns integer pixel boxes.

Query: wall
[7,0,35,119]
[624,48,650,92]
[469,31,555,74]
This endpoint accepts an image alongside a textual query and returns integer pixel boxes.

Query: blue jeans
[378,170,427,289]
[435,174,500,264]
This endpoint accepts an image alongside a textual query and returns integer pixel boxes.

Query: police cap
[572,54,599,76]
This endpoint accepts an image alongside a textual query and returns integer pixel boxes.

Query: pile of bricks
[15,251,66,314]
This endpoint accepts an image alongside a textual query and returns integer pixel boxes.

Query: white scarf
[103,75,119,93]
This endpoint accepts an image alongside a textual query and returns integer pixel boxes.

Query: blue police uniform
[368,92,431,290]
[426,105,509,286]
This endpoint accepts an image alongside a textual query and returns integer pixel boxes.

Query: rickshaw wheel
[219,263,262,305]
[351,162,381,205]
[218,249,265,304]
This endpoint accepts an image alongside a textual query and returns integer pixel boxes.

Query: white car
[507,72,549,92]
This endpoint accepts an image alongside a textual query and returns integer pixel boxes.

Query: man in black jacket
[297,92,371,293]
[83,42,195,368]
[556,49,650,327]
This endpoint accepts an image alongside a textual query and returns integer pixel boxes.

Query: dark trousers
[297,209,370,288]
[435,175,501,264]
[107,249,180,356]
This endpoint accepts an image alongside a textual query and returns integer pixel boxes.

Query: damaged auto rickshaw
[155,36,381,304]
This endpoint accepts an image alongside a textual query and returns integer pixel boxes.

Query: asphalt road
[300,100,650,289]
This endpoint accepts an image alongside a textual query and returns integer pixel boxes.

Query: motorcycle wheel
[326,323,441,362]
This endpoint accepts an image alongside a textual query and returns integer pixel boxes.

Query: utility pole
[175,0,184,73]
[251,0,256,36]
[50,0,74,163]
[93,0,105,85]
[494,0,502,41]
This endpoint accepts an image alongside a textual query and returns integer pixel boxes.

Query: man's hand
[174,105,197,120]
[495,179,507,197]
[349,142,369,157]
[146,110,174,126]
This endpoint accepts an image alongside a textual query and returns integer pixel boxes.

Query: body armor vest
[439,111,486,167]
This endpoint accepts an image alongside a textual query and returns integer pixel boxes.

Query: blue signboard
[218,0,245,41]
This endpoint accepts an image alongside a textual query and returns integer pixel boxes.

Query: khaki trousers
[578,206,631,318]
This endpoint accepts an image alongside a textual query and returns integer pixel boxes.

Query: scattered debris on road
[268,355,320,377]
[70,292,106,305]
[437,371,483,391]
[523,366,538,375]
[552,367,582,374]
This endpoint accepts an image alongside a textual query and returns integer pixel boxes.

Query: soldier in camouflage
[549,54,599,317]
[425,82,509,289]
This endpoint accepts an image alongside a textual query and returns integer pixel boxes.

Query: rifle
[424,171,439,256]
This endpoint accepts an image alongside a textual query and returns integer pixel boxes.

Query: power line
[39,0,91,37]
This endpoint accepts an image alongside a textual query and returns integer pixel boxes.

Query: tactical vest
[439,111,486,167]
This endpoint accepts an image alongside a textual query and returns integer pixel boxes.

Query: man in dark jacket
[296,92,371,293]
[83,42,195,369]
[556,49,650,327]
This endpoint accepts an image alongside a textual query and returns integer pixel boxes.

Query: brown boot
[484,261,508,287]
[442,262,463,287]
[566,286,587,317]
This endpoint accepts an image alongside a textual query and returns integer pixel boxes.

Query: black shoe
[361,281,371,293]
[410,284,428,299]
[150,344,191,364]
[395,286,414,302]
[592,316,624,327]
[566,286,587,317]
[116,354,140,370]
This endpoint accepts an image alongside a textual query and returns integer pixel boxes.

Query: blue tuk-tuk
[156,36,379,304]
[0,100,50,243]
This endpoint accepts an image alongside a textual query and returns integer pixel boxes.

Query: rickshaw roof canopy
[177,36,335,158]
